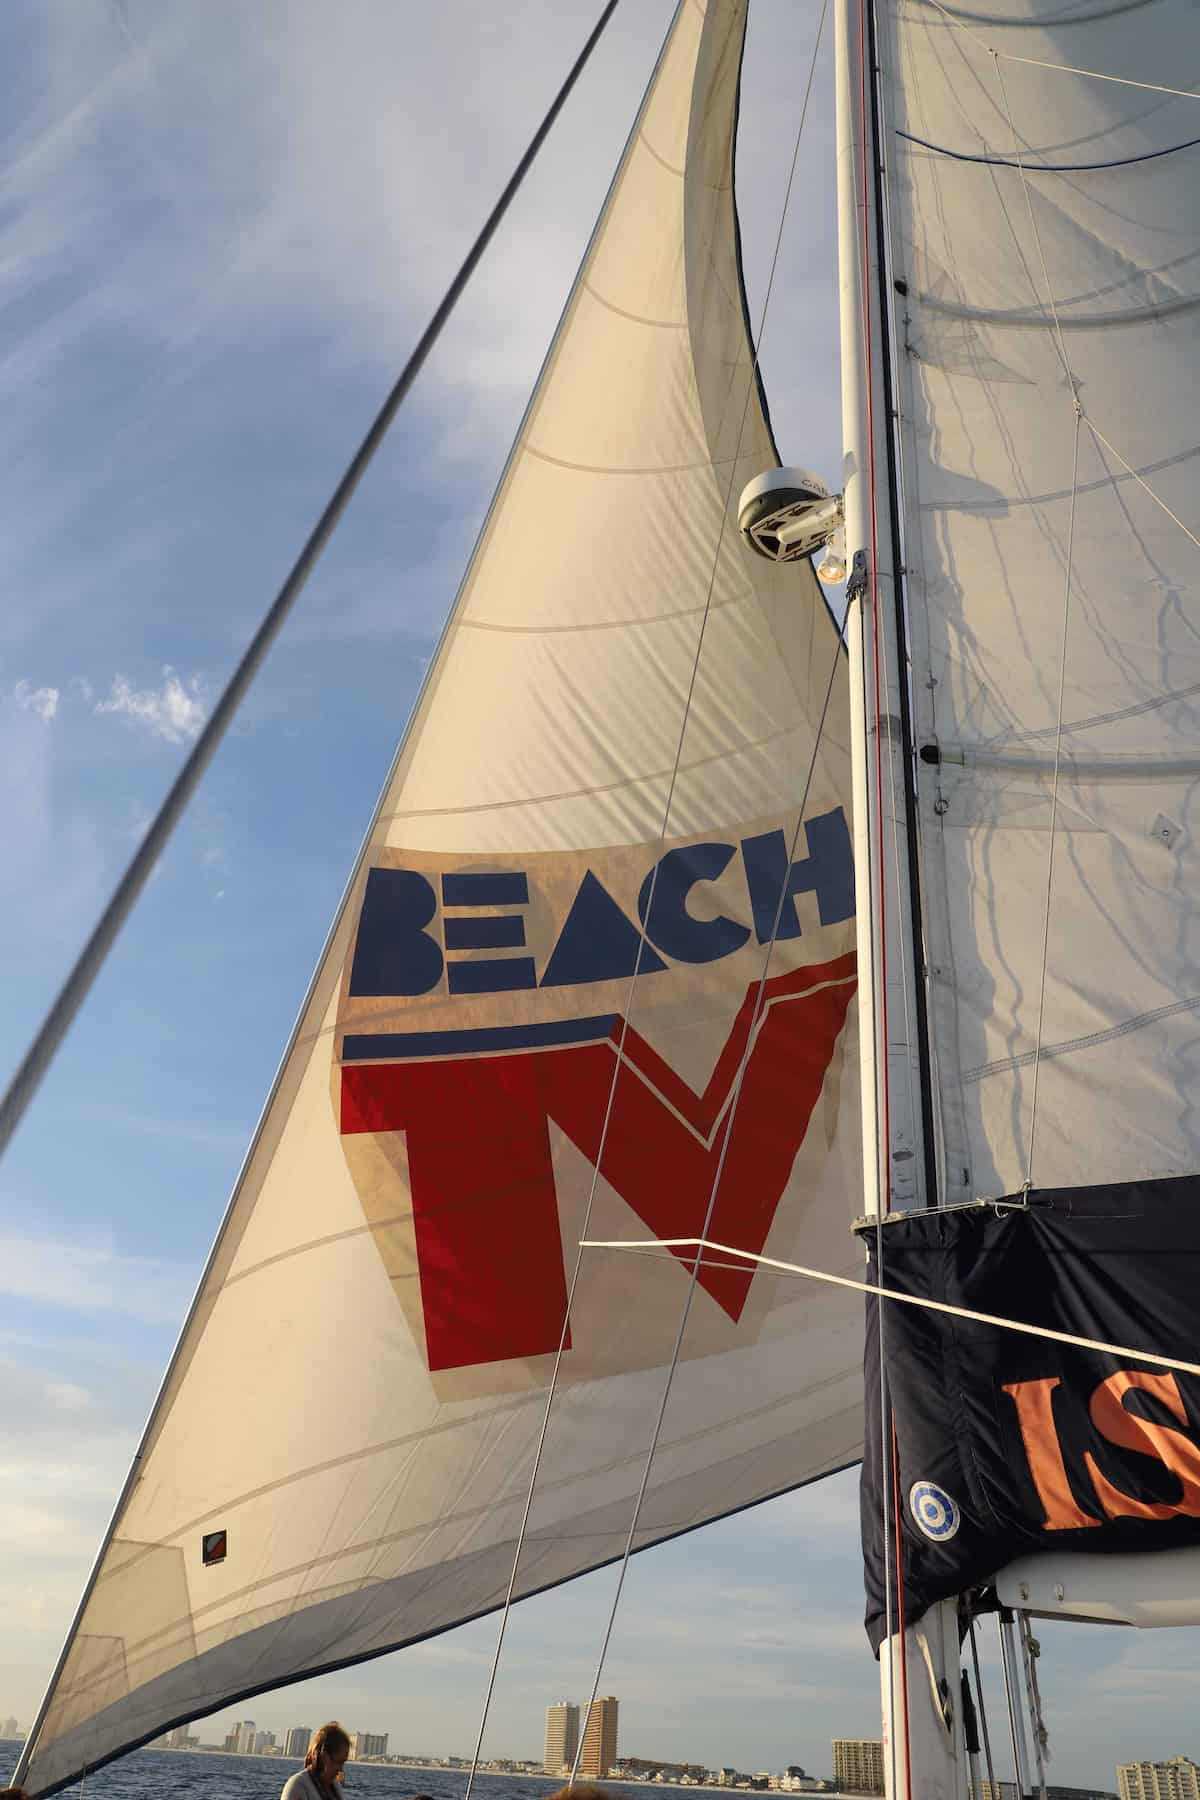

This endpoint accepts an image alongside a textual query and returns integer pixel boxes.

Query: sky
[2,0,1200,1790]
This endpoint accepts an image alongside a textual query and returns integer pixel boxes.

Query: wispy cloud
[12,678,60,722]
[0,1230,192,1325]
[94,665,206,743]
[61,1100,246,1152]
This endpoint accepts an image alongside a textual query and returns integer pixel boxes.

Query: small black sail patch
[202,1529,227,1566]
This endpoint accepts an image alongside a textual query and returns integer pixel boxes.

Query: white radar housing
[738,466,844,566]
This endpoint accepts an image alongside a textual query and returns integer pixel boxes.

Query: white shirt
[281,1772,335,1800]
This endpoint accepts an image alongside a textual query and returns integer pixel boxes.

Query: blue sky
[1,0,1199,1788]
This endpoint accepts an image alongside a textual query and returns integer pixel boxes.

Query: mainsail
[883,0,1200,1205]
[860,0,1200,1646]
[21,3,861,1792]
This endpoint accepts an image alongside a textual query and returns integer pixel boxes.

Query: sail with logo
[15,3,862,1793]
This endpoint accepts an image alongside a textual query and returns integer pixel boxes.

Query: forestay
[879,0,1200,1202]
[22,3,860,1791]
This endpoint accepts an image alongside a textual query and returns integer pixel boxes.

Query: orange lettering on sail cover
[1001,1378,1098,1530]
[1084,1369,1200,1521]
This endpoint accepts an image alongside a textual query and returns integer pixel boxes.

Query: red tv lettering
[341,952,856,1371]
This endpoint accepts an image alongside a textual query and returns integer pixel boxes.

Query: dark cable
[0,0,624,1164]
[898,125,1200,172]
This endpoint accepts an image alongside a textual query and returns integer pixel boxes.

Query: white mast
[834,0,961,1796]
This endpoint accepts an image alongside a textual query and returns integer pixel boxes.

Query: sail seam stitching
[458,590,744,634]
[964,989,1200,1081]
[581,276,688,328]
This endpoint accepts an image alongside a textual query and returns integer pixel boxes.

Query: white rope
[1025,408,1081,1185]
[921,0,1200,102]
[579,1235,1200,1380]
[569,576,850,1783]
[562,29,840,1759]
[991,50,1077,394]
[1085,416,1200,558]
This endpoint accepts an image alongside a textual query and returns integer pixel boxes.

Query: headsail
[22,3,860,1792]
[862,0,1200,1639]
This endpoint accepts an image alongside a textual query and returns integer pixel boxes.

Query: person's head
[0,1788,32,1798]
[305,1723,350,1784]
[547,1786,614,1800]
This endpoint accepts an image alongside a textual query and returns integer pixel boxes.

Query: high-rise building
[351,1732,389,1760]
[544,1703,580,1775]
[235,1721,258,1756]
[579,1698,618,1780]
[1,1720,19,1742]
[1120,1762,1200,1800]
[255,1731,276,1755]
[286,1728,312,1759]
[832,1739,885,1795]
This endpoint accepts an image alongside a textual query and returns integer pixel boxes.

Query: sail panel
[22,4,861,1793]
[878,0,1200,1203]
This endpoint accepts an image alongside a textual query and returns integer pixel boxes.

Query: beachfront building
[1120,1762,1200,1800]
[580,1698,619,1780]
[545,1703,580,1775]
[285,1729,311,1759]
[351,1732,389,1760]
[833,1740,885,1796]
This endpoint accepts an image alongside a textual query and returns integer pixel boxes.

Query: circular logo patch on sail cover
[909,1480,961,1542]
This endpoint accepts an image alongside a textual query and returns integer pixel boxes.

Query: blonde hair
[305,1722,351,1774]
[547,1788,614,1800]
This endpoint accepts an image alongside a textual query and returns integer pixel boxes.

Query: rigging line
[919,0,1200,102]
[567,577,851,1794]
[896,126,1200,171]
[999,1615,1028,1800]
[580,1236,1200,1379]
[992,50,1077,393]
[1085,415,1200,557]
[0,0,628,1170]
[479,8,833,1794]
[968,1608,1000,1800]
[1026,409,1081,1186]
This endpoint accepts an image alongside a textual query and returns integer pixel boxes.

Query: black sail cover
[862,1179,1200,1651]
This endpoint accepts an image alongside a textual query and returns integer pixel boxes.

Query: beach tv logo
[336,813,856,1381]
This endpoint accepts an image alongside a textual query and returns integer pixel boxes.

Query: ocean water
[0,1746,690,1800]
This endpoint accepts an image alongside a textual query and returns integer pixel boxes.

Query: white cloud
[95,665,206,743]
[0,1229,192,1325]
[12,678,60,722]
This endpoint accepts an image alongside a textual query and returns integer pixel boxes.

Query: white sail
[877,0,1200,1203]
[22,3,860,1791]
